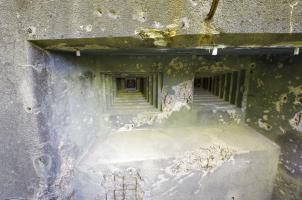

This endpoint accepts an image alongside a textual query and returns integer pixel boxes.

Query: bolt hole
[96,8,103,16]
[27,28,32,34]
[250,63,256,69]
[181,21,186,29]
[109,9,116,15]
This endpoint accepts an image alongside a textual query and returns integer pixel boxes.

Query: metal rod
[205,0,220,21]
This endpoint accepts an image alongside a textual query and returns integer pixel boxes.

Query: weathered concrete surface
[0,2,42,199]
[1,0,302,199]
[14,0,302,41]
[246,55,302,200]
[78,125,279,200]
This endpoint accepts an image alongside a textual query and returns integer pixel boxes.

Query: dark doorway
[126,78,137,90]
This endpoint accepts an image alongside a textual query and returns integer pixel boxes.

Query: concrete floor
[109,90,158,115]
[76,125,279,200]
[75,86,280,200]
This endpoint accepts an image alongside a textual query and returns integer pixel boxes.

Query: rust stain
[205,0,220,21]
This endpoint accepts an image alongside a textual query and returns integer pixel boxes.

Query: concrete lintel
[30,33,302,55]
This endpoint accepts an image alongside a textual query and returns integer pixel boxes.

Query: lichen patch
[289,110,302,132]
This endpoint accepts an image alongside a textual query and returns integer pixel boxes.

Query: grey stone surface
[245,55,302,200]
[78,125,280,200]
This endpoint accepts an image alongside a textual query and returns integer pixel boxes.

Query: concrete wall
[246,55,302,200]
[13,0,302,41]
[37,52,251,199]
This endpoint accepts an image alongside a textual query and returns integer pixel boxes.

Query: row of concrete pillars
[195,70,246,108]
[100,72,163,112]
[146,73,163,111]
[100,73,115,112]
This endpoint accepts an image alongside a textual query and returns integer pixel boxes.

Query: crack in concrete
[289,1,299,33]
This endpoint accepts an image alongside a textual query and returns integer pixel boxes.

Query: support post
[223,73,231,101]
[207,77,211,91]
[100,73,106,112]
[229,72,238,104]
[157,72,163,111]
[235,70,246,107]
[211,77,215,94]
[136,77,141,91]
[219,74,225,99]
[148,75,153,104]
[215,76,220,96]
[153,73,158,107]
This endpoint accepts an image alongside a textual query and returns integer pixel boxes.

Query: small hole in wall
[108,9,119,19]
[181,21,186,29]
[109,9,116,15]
[250,63,256,69]
[283,96,288,101]
[96,8,103,16]
[266,124,272,130]
[27,107,32,111]
[27,28,33,34]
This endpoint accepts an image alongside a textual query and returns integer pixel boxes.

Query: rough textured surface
[78,125,279,200]
[12,0,302,41]
[246,55,302,200]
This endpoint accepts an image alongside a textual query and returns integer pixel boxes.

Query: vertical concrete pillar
[223,73,231,101]
[100,73,106,112]
[140,78,144,93]
[241,69,252,115]
[153,73,157,107]
[145,77,148,97]
[215,76,220,96]
[109,75,113,106]
[148,75,153,104]
[121,78,125,90]
[116,78,120,91]
[157,72,163,111]
[207,78,211,91]
[211,77,214,93]
[211,77,215,93]
[219,75,225,99]
[213,76,218,95]
[203,78,207,90]
[112,76,116,104]
[141,78,144,96]
[144,77,148,99]
[214,76,218,95]
[235,70,246,108]
[206,78,209,90]
[136,77,141,91]
[229,72,238,105]
[214,76,217,95]
[104,74,109,109]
